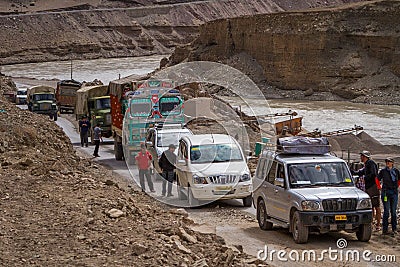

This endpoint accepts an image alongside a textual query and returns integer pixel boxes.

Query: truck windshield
[288,162,354,188]
[157,131,190,147]
[159,97,181,115]
[130,99,151,117]
[190,143,243,164]
[33,94,54,101]
[96,98,111,109]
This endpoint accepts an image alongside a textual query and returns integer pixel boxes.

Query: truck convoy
[109,77,184,163]
[56,79,82,113]
[75,85,112,141]
[27,85,58,121]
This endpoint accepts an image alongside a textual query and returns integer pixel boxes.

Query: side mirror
[177,159,187,166]
[274,177,285,188]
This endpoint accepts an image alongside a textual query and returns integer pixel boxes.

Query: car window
[255,158,266,179]
[266,161,277,184]
[190,143,243,164]
[288,162,353,188]
[178,140,188,160]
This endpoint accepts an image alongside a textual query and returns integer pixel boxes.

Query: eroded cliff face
[172,0,400,104]
[0,0,365,64]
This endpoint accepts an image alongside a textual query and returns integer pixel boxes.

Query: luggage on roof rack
[277,136,330,155]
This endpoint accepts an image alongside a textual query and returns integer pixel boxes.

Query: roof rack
[277,136,330,155]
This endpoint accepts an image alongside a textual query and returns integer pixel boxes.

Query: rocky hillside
[169,0,400,105]
[0,0,365,64]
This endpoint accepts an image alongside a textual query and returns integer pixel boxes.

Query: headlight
[33,104,38,107]
[301,200,322,211]
[239,173,251,182]
[193,174,207,184]
[356,198,372,210]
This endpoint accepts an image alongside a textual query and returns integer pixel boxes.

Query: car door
[176,140,189,187]
[272,163,290,222]
[262,160,287,221]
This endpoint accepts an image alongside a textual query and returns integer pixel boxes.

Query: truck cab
[27,85,58,121]
[253,136,373,243]
[88,96,112,139]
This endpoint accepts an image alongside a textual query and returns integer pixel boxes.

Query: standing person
[92,123,102,157]
[353,151,381,231]
[377,158,399,235]
[135,144,155,193]
[159,144,177,197]
[78,116,91,147]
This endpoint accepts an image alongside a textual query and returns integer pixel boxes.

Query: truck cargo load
[56,80,81,113]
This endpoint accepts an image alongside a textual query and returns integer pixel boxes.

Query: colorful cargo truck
[56,79,82,113]
[75,85,112,141]
[109,76,184,163]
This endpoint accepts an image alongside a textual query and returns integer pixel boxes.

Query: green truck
[27,85,58,121]
[75,85,112,142]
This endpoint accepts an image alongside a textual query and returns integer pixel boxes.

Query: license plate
[335,215,347,221]
[215,186,232,191]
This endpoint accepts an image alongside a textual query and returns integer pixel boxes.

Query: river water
[2,56,399,145]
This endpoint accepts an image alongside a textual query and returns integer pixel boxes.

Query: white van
[176,134,252,207]
[16,88,28,104]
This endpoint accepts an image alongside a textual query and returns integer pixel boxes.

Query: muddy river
[2,56,399,145]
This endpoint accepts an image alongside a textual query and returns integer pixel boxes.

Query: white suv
[176,134,252,207]
[145,125,193,173]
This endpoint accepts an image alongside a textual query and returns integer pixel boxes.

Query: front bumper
[298,210,373,230]
[191,183,252,201]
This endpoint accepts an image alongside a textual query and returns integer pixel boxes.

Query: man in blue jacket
[378,157,399,235]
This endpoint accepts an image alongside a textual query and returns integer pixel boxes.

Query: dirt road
[56,114,400,266]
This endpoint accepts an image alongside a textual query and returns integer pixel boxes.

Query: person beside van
[135,144,155,193]
[92,123,102,157]
[159,144,177,197]
[78,116,91,147]
[352,151,381,231]
[377,157,399,235]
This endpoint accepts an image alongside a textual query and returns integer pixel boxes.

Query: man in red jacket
[135,144,155,193]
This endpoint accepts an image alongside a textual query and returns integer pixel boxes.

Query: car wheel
[292,211,309,244]
[243,195,252,207]
[356,223,372,242]
[114,142,123,161]
[257,199,273,230]
[53,113,58,121]
[188,187,200,207]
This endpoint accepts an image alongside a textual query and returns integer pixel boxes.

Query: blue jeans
[162,170,175,196]
[381,189,398,232]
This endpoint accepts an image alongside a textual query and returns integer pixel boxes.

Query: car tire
[114,142,123,161]
[53,113,58,121]
[356,223,372,242]
[243,195,252,207]
[257,199,273,230]
[188,187,200,207]
[292,211,309,244]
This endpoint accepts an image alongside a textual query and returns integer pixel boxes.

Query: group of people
[135,143,177,197]
[78,116,102,158]
[353,150,399,236]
